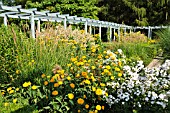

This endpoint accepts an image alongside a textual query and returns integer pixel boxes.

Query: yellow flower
[23,82,30,87]
[52,90,58,96]
[44,81,48,86]
[32,85,37,90]
[103,51,107,54]
[58,81,63,85]
[1,91,5,95]
[4,102,9,107]
[68,93,74,99]
[15,88,19,91]
[95,89,103,96]
[31,60,35,63]
[105,65,111,70]
[50,78,55,83]
[102,106,105,110]
[54,83,59,87]
[85,104,89,109]
[9,90,14,94]
[91,66,96,70]
[41,74,46,78]
[70,83,75,89]
[13,98,17,103]
[84,79,91,84]
[71,58,77,62]
[83,95,86,99]
[16,70,20,74]
[92,87,96,92]
[115,67,120,71]
[82,56,86,59]
[104,69,109,73]
[96,105,101,111]
[27,81,31,86]
[67,76,71,81]
[7,87,12,92]
[78,110,81,113]
[77,98,84,105]
[118,73,122,77]
[118,61,122,66]
[82,72,88,77]
[111,76,114,80]
[105,56,109,59]
[67,63,72,67]
[100,83,105,87]
[76,74,80,78]
[91,49,96,53]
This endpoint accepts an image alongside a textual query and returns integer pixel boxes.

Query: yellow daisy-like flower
[7,87,12,92]
[67,76,71,81]
[41,74,46,78]
[16,70,20,74]
[100,83,105,87]
[102,106,105,110]
[77,98,84,105]
[58,81,63,85]
[118,73,122,77]
[4,102,9,107]
[96,105,101,111]
[85,104,89,109]
[9,90,14,94]
[105,65,111,70]
[92,87,96,92]
[70,83,75,89]
[68,93,74,99]
[115,67,120,71]
[91,66,96,70]
[67,63,72,67]
[95,88,103,96]
[32,85,37,90]
[78,110,81,113]
[16,88,19,91]
[52,90,58,96]
[50,78,55,83]
[44,81,48,86]
[13,98,17,103]
[84,79,91,84]
[111,76,114,80]
[54,83,59,87]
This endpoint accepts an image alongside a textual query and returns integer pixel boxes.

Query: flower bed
[0,25,170,113]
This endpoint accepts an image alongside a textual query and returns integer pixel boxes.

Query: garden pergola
[0,2,169,40]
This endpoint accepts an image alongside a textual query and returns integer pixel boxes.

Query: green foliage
[156,28,170,56]
[103,42,160,66]
[0,25,18,84]
[24,0,99,19]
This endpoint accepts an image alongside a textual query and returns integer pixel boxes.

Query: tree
[24,0,99,19]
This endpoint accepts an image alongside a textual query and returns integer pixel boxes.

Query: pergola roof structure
[0,2,169,39]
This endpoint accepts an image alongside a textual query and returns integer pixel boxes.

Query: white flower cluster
[105,59,170,109]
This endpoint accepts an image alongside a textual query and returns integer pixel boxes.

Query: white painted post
[85,20,88,34]
[99,23,102,41]
[118,27,120,42]
[150,28,152,39]
[94,27,95,34]
[64,17,67,29]
[37,20,41,32]
[113,28,116,41]
[124,28,126,36]
[30,13,35,38]
[148,26,151,39]
[89,25,92,34]
[4,14,7,26]
[110,27,112,42]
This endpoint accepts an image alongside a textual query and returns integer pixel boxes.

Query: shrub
[156,28,170,55]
